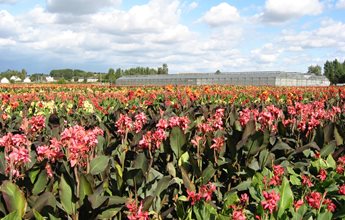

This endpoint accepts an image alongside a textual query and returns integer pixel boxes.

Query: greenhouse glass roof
[117,71,326,80]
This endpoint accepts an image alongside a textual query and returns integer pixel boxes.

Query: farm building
[10,76,22,82]
[46,76,55,82]
[0,78,10,84]
[115,71,330,86]
[23,77,31,83]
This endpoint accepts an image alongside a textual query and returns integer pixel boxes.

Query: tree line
[0,69,27,81]
[0,64,168,83]
[308,59,345,85]
[104,64,168,82]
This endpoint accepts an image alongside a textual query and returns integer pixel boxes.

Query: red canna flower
[240,193,249,204]
[294,199,304,211]
[306,192,322,209]
[323,198,336,212]
[301,175,313,187]
[317,169,327,181]
[187,189,201,205]
[126,200,149,220]
[339,184,345,195]
[269,165,284,186]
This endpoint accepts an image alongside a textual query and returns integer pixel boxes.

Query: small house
[0,78,10,84]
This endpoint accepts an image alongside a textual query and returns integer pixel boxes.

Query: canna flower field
[0,84,345,219]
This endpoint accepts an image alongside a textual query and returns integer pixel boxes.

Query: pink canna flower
[152,128,167,149]
[60,125,103,168]
[239,108,252,127]
[187,182,217,205]
[115,114,133,135]
[178,116,190,132]
[134,112,147,133]
[139,128,167,151]
[261,190,280,214]
[12,134,29,148]
[191,135,203,148]
[198,123,213,134]
[199,182,216,202]
[45,163,54,178]
[139,131,152,149]
[156,118,169,130]
[0,133,31,178]
[210,137,225,152]
[169,116,180,128]
[8,147,31,165]
[36,138,64,177]
[0,133,16,151]
[29,115,46,133]
[240,193,249,204]
[232,209,246,220]
[209,108,225,130]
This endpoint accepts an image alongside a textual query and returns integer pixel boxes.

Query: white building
[0,78,10,84]
[46,76,55,82]
[10,76,21,82]
[23,77,31,83]
[87,78,98,83]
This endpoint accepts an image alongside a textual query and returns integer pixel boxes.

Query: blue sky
[0,0,344,74]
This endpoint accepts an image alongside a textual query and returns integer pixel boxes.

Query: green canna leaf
[0,181,27,217]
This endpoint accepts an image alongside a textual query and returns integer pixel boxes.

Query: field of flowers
[0,84,345,220]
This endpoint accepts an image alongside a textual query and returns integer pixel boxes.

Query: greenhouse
[115,71,330,86]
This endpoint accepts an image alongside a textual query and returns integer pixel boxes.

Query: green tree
[20,69,27,80]
[108,68,115,75]
[334,59,345,84]
[323,59,345,85]
[162,63,168,74]
[324,61,334,84]
[307,65,321,76]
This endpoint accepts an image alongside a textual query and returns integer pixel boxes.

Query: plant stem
[74,166,80,220]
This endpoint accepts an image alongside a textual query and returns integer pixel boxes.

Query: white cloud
[201,2,240,27]
[22,6,56,25]
[251,43,283,63]
[0,10,22,38]
[4,0,333,73]
[336,0,345,8]
[46,0,122,15]
[0,38,16,46]
[0,0,16,4]
[188,1,198,10]
[281,19,345,49]
[92,0,182,35]
[262,0,323,23]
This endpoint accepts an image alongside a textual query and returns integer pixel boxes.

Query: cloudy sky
[0,0,344,74]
